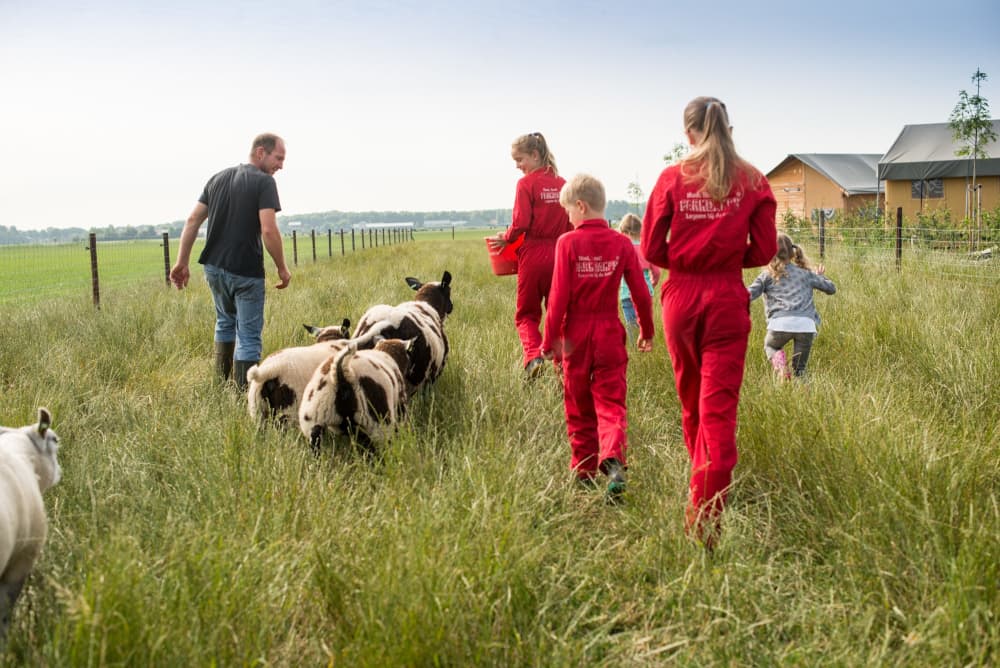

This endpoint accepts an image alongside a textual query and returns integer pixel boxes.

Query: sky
[2,0,998,231]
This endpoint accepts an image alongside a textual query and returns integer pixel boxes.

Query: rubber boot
[770,349,791,380]
[214,341,235,382]
[233,360,258,391]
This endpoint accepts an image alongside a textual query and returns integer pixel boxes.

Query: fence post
[161,232,171,287]
[452,225,456,240]
[311,229,317,262]
[292,231,298,266]
[895,207,903,272]
[352,229,356,252]
[327,229,332,257]
[818,210,826,260]
[88,232,100,309]
[361,228,366,250]
[340,229,346,255]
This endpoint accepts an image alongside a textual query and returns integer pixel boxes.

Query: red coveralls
[504,168,571,367]
[640,166,776,540]
[541,219,655,478]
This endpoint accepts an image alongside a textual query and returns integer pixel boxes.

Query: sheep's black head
[303,318,352,342]
[406,271,453,318]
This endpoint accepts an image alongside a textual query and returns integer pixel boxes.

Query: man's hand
[637,338,652,352]
[541,349,554,361]
[275,266,291,289]
[169,264,190,290]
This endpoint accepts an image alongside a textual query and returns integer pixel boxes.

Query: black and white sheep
[0,408,62,638]
[298,338,413,452]
[247,319,353,427]
[352,271,452,391]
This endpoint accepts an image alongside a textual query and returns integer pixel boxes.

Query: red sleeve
[506,180,532,242]
[541,236,572,355]
[640,171,672,268]
[622,241,655,340]
[743,177,778,268]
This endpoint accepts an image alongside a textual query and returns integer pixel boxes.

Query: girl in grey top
[748,233,836,377]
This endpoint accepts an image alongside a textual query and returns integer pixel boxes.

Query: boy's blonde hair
[618,213,641,237]
[767,232,812,280]
[512,132,558,175]
[559,173,606,214]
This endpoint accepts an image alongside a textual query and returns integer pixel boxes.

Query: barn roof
[878,120,1000,180]
[768,154,883,195]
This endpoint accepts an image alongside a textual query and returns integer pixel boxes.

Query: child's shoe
[604,458,627,503]
[524,356,546,380]
[770,350,791,380]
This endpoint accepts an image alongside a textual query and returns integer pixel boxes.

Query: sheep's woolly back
[247,339,351,425]
[298,340,410,450]
[1,408,61,634]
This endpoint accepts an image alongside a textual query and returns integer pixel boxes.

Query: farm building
[878,120,1000,220]
[766,154,882,222]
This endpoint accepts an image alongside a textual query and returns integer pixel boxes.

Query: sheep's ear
[441,270,452,286]
[303,324,320,336]
[37,407,51,435]
[405,277,422,291]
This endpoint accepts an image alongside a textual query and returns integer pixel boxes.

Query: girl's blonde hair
[767,232,812,280]
[618,213,642,238]
[680,96,757,202]
[512,132,558,175]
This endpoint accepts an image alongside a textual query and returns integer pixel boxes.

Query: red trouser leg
[662,276,750,542]
[563,339,598,476]
[514,242,556,367]
[563,322,629,477]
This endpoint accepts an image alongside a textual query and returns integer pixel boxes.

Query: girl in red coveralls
[541,174,654,500]
[489,133,572,379]
[640,97,777,547]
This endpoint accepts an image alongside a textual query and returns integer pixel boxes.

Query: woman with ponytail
[640,97,777,548]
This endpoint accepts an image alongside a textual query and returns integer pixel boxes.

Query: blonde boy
[540,174,654,499]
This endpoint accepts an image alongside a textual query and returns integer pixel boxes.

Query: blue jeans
[620,297,637,326]
[203,264,265,362]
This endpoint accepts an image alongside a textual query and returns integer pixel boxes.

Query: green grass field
[0,235,996,666]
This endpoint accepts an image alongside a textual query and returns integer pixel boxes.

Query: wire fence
[0,214,996,310]
[0,227,415,309]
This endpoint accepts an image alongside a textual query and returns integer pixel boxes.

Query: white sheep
[0,407,62,638]
[298,338,413,453]
[247,319,353,427]
[352,271,452,392]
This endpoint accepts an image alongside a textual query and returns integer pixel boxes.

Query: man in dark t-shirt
[169,133,292,388]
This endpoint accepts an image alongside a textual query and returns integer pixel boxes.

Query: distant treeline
[1,200,641,245]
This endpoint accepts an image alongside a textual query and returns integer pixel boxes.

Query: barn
[766,154,882,223]
[878,120,1000,220]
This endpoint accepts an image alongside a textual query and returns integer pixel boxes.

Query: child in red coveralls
[541,174,654,500]
[489,133,572,380]
[641,97,777,547]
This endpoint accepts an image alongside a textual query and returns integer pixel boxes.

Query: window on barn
[910,179,944,199]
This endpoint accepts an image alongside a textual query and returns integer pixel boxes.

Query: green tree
[663,142,689,165]
[626,181,644,215]
[948,68,997,241]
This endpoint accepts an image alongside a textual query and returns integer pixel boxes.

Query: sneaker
[604,458,627,503]
[770,350,791,380]
[524,356,546,380]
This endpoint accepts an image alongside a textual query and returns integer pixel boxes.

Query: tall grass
[0,238,996,666]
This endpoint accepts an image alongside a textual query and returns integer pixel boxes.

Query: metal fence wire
[0,215,996,309]
[0,227,415,308]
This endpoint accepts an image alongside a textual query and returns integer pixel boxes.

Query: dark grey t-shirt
[197,163,281,278]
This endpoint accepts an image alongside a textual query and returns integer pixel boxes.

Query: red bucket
[485,234,524,276]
